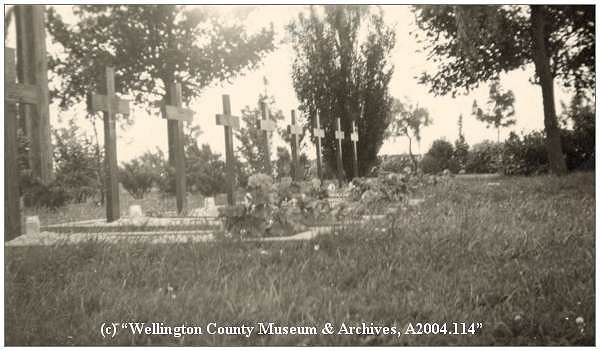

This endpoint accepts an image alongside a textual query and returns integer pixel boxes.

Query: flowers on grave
[218,174,335,239]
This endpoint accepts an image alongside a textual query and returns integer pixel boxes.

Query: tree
[46,5,276,174]
[236,94,284,176]
[288,5,396,177]
[389,97,432,168]
[413,5,594,175]
[472,80,516,143]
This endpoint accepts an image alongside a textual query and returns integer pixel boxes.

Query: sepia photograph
[3,2,596,346]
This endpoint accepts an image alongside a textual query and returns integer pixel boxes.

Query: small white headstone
[129,205,143,218]
[205,197,216,208]
[25,216,40,235]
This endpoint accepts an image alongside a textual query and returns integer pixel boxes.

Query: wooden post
[15,5,52,184]
[313,111,325,181]
[162,82,194,214]
[259,101,276,176]
[87,67,130,222]
[216,95,240,205]
[350,120,359,179]
[334,117,345,185]
[288,110,303,181]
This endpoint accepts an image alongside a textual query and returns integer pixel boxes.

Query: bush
[560,99,594,171]
[379,154,415,174]
[420,139,459,174]
[466,140,503,174]
[119,158,159,199]
[501,132,548,175]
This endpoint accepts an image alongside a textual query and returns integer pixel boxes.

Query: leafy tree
[119,158,157,199]
[413,5,594,175]
[236,95,284,176]
[454,135,469,170]
[46,5,276,174]
[389,97,432,168]
[275,147,292,179]
[420,139,459,174]
[472,80,516,143]
[288,5,396,177]
[52,121,103,203]
[46,5,275,109]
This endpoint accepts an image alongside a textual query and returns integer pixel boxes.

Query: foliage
[349,171,425,205]
[52,121,103,203]
[119,159,158,199]
[275,147,292,179]
[453,135,469,170]
[236,95,284,176]
[472,80,516,142]
[501,132,548,175]
[218,174,332,239]
[389,97,432,167]
[465,140,503,174]
[413,5,594,174]
[288,5,396,177]
[420,139,460,174]
[378,154,415,174]
[46,5,275,111]
[413,5,594,95]
[559,94,595,171]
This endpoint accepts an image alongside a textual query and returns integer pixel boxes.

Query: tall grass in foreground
[6,173,595,345]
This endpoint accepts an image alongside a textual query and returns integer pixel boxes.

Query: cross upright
[162,82,195,214]
[335,117,346,185]
[15,5,53,185]
[88,66,131,222]
[312,110,325,180]
[216,95,241,205]
[288,110,303,181]
[5,47,50,240]
[350,120,359,179]
[259,101,276,176]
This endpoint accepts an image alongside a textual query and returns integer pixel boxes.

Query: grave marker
[288,110,303,181]
[162,82,194,214]
[15,5,52,184]
[350,120,359,179]
[88,67,130,222]
[259,101,276,175]
[312,111,325,180]
[335,117,345,184]
[216,95,240,205]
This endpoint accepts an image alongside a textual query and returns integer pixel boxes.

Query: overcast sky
[6,5,574,163]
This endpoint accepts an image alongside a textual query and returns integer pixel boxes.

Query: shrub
[465,140,503,174]
[420,139,459,174]
[119,158,159,199]
[379,154,415,174]
[501,132,548,175]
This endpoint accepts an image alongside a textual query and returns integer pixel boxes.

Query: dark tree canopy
[413,5,594,174]
[413,5,594,96]
[288,5,396,177]
[46,5,276,110]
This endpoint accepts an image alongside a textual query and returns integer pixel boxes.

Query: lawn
[5,172,595,346]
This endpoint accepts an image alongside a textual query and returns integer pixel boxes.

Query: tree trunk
[407,136,417,170]
[530,5,567,175]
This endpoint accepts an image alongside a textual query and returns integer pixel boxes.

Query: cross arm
[162,104,194,123]
[87,93,130,115]
[259,118,277,132]
[216,114,240,130]
[288,124,303,136]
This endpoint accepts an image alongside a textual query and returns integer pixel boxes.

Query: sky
[5,5,575,163]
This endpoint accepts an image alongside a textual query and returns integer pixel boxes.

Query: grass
[5,172,595,346]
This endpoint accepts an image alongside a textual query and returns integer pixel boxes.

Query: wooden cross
[216,95,241,205]
[259,101,276,176]
[87,66,130,222]
[350,120,359,179]
[288,110,303,181]
[312,111,325,180]
[4,47,42,240]
[335,117,345,184]
[162,82,194,214]
[15,5,53,185]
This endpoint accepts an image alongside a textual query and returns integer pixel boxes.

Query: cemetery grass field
[5,172,595,346]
